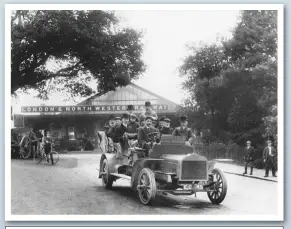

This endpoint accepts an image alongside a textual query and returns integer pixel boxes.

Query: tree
[11,10,146,99]
[180,10,278,146]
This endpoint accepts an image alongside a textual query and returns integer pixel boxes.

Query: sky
[11,10,240,113]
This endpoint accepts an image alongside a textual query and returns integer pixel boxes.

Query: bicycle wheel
[50,151,59,165]
[33,150,43,164]
[21,147,31,159]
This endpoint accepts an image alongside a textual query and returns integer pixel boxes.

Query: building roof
[20,83,181,115]
[78,83,180,107]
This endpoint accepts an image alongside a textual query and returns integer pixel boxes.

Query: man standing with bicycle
[19,126,38,158]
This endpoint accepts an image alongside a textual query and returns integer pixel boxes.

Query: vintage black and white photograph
[6,4,284,221]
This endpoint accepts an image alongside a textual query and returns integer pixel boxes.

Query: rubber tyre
[101,159,114,189]
[137,168,157,205]
[21,147,31,159]
[33,150,43,164]
[50,151,59,165]
[207,168,227,204]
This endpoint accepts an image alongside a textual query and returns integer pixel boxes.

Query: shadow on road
[94,185,224,210]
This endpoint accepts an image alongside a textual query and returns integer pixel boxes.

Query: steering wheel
[147,132,161,142]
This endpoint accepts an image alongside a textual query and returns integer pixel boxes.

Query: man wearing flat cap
[126,113,139,140]
[172,115,195,146]
[263,140,277,177]
[139,114,146,127]
[243,141,255,176]
[137,116,159,157]
[160,118,173,135]
[112,114,129,158]
[141,101,158,119]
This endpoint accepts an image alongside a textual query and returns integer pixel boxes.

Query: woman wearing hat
[243,141,255,176]
[262,140,277,177]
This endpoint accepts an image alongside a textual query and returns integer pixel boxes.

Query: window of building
[68,127,76,140]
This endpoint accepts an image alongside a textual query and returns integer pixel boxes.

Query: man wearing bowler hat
[263,140,277,177]
[141,101,158,119]
[172,115,195,146]
[243,141,255,176]
[127,105,138,122]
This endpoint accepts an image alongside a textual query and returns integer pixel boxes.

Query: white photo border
[5,3,284,221]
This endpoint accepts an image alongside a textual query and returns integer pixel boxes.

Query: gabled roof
[78,83,180,107]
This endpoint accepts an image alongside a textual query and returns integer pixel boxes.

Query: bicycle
[19,136,38,159]
[33,140,59,165]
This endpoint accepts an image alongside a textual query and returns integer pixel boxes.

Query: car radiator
[181,161,207,180]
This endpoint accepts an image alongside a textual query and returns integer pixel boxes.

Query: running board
[110,173,131,180]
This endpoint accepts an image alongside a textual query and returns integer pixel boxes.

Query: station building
[16,83,181,151]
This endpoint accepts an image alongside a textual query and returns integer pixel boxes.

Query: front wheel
[207,168,227,204]
[137,168,157,205]
[33,150,43,164]
[50,151,59,165]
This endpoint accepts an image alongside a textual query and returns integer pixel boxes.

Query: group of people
[243,140,277,178]
[103,101,195,159]
[19,126,54,163]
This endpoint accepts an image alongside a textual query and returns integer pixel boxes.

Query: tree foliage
[180,10,278,146]
[11,10,146,99]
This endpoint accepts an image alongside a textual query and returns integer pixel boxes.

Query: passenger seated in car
[113,114,129,158]
[141,101,158,119]
[137,116,160,157]
[127,114,139,137]
[139,114,146,127]
[158,116,166,131]
[105,115,115,152]
[172,115,195,146]
[160,118,173,135]
[126,113,139,147]
[152,116,159,129]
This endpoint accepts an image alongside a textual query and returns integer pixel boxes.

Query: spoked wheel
[33,150,43,164]
[137,168,157,205]
[101,159,113,189]
[207,168,227,204]
[49,151,59,165]
[20,147,31,159]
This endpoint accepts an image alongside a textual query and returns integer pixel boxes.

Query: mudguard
[98,153,130,178]
[207,159,234,172]
[131,158,164,191]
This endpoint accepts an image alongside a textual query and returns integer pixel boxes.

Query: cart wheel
[137,168,157,205]
[101,159,113,189]
[207,168,227,204]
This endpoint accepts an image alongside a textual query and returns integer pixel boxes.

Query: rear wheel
[137,168,157,205]
[20,147,31,159]
[207,168,227,204]
[101,159,113,189]
[33,150,43,164]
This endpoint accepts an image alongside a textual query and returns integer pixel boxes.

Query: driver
[172,115,195,146]
[137,116,160,157]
